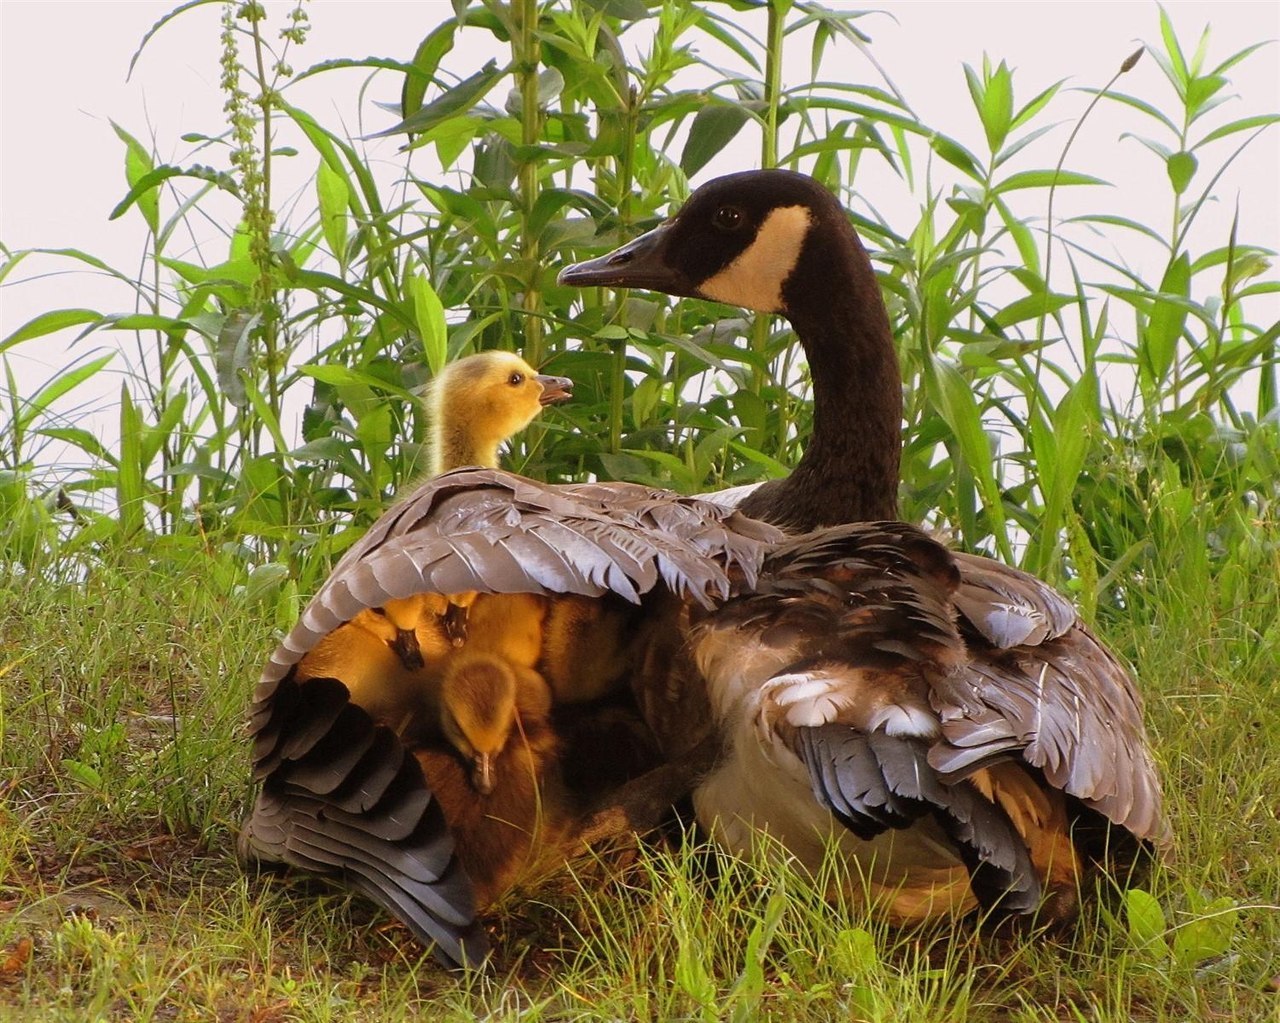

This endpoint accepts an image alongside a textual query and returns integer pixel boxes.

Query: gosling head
[427,350,573,474]
[558,170,861,316]
[439,653,520,796]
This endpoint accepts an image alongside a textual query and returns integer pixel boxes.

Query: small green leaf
[929,132,983,181]
[1166,151,1198,195]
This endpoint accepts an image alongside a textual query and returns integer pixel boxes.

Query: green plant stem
[749,0,788,397]
[513,0,543,369]
[248,11,281,424]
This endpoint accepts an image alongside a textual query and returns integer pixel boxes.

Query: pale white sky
[1,1,1278,473]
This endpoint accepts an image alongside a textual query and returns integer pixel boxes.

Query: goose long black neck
[738,211,902,531]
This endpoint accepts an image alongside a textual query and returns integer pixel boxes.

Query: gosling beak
[471,753,495,796]
[439,601,469,647]
[390,627,424,670]
[557,222,696,297]
[535,374,573,406]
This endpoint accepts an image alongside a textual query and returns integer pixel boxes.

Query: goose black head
[559,169,856,316]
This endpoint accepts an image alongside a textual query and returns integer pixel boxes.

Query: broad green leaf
[409,274,447,376]
[400,20,458,119]
[981,61,1013,153]
[216,310,259,410]
[681,102,753,177]
[1171,897,1238,968]
[1126,888,1170,956]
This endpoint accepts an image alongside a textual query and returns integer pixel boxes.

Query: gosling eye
[712,206,744,231]
[508,371,525,386]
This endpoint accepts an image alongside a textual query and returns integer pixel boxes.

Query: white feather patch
[699,205,812,312]
[867,703,940,739]
[760,671,850,728]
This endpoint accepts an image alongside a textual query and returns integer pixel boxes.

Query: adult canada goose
[557,168,1169,922]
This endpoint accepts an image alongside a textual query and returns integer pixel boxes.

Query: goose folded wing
[927,626,1170,847]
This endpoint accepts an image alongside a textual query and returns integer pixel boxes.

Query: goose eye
[508,371,524,386]
[712,206,743,231]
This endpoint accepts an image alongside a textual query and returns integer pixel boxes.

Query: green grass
[1,514,1277,1022]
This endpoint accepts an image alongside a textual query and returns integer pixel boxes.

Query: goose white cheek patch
[699,205,812,313]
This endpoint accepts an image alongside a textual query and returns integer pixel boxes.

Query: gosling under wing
[243,467,782,966]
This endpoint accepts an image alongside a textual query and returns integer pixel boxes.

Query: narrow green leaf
[109,164,240,222]
[118,386,145,537]
[1009,80,1063,131]
[370,60,505,138]
[1158,6,1190,87]
[111,122,159,234]
[409,274,448,376]
[995,169,1108,193]
[929,132,984,181]
[316,158,350,263]
[993,293,1075,328]
[1,309,101,352]
[1194,113,1280,148]
[20,354,116,432]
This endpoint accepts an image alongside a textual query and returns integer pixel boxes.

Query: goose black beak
[535,374,573,406]
[557,223,695,296]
